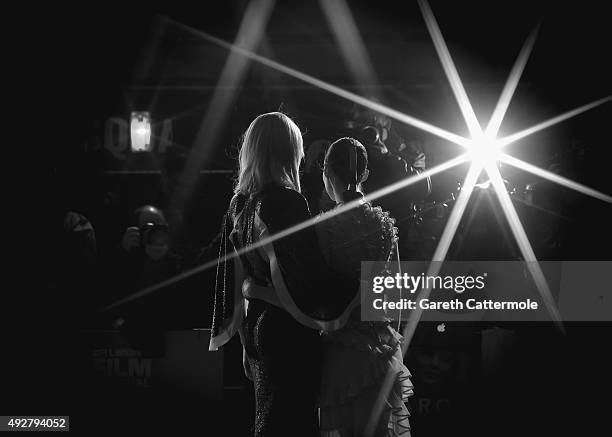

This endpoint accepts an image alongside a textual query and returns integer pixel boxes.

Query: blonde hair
[235,112,304,195]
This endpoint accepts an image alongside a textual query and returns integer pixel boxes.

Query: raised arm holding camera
[105,205,180,356]
[121,205,170,260]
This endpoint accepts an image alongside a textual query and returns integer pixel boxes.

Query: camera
[140,222,169,246]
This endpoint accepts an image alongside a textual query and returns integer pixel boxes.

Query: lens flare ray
[485,24,539,137]
[500,153,612,204]
[497,95,612,148]
[418,0,482,138]
[103,155,468,311]
[319,0,380,96]
[401,162,482,354]
[486,163,564,329]
[372,161,480,435]
[163,17,471,148]
[169,0,275,213]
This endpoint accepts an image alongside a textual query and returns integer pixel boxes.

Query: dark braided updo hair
[324,137,368,202]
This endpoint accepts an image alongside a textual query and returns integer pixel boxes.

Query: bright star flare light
[467,133,502,168]
[410,0,573,337]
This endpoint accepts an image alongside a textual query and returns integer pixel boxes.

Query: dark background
[6,1,612,435]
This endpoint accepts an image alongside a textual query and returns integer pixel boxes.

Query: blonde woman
[210,112,357,437]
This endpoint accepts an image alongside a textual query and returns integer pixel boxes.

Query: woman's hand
[121,227,141,252]
[242,277,282,308]
[243,348,253,381]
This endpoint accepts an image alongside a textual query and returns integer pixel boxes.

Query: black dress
[228,184,356,437]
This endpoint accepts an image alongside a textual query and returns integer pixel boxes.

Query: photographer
[106,205,181,356]
[121,206,172,263]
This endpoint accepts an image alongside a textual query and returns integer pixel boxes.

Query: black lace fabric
[316,202,413,437]
[316,203,399,280]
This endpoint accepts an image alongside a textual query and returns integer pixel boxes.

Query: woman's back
[230,185,323,437]
[315,202,413,437]
[316,202,397,280]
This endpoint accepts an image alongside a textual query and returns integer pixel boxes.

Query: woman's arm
[258,187,359,321]
[243,348,253,381]
[237,321,253,381]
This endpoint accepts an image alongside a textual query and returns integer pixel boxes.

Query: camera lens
[142,223,169,245]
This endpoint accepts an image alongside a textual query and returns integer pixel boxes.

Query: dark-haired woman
[316,137,413,437]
